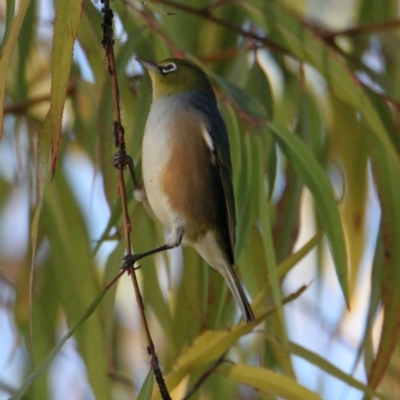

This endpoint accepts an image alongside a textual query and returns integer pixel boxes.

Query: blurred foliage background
[1,0,400,399]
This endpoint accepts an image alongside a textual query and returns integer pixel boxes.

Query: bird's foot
[113,151,133,170]
[121,254,141,270]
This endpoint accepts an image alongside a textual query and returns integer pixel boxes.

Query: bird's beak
[136,58,159,72]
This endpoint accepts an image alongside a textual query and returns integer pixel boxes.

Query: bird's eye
[160,63,177,74]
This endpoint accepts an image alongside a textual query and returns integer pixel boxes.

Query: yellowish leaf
[50,0,83,172]
[217,363,322,400]
[0,0,31,138]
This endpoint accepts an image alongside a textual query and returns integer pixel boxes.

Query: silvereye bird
[122,58,255,323]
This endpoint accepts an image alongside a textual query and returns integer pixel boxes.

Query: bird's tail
[224,263,255,323]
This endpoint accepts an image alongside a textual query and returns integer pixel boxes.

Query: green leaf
[15,0,35,101]
[254,134,286,342]
[41,171,112,400]
[78,1,105,84]
[137,369,155,400]
[0,0,31,138]
[234,120,261,259]
[368,132,400,389]
[142,1,176,15]
[330,97,368,291]
[288,341,387,399]
[243,1,400,171]
[362,231,384,374]
[269,122,349,305]
[10,287,108,400]
[246,56,274,119]
[50,0,83,172]
[214,75,268,120]
[0,0,16,53]
[155,320,261,398]
[277,231,323,281]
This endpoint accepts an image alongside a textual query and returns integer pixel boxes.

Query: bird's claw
[113,151,133,170]
[121,254,141,270]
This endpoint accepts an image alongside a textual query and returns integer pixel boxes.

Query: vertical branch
[100,1,171,399]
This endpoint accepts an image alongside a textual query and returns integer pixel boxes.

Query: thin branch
[182,355,226,400]
[151,0,289,55]
[180,286,309,399]
[323,19,400,40]
[3,81,76,115]
[100,1,171,399]
[0,381,25,398]
[199,42,266,63]
[203,0,237,11]
[107,371,136,391]
[124,1,185,57]
[298,18,400,108]
[148,0,400,112]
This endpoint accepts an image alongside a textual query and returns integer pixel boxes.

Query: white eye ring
[160,62,177,74]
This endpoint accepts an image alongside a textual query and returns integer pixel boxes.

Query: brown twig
[322,19,400,40]
[316,29,400,109]
[182,355,226,400]
[149,0,400,112]
[180,285,309,398]
[151,0,289,55]
[100,1,171,399]
[3,80,76,115]
[124,1,185,58]
[199,42,266,63]
[203,0,237,11]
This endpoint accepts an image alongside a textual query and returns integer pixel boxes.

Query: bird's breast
[142,99,177,232]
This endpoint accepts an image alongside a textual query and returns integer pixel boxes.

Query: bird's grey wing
[215,154,236,261]
[191,90,236,260]
[204,115,236,263]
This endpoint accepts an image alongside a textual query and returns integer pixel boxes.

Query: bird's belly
[141,98,218,244]
[142,112,180,233]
